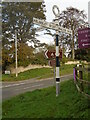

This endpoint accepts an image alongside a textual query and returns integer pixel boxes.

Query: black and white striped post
[33,5,72,97]
[56,32,60,96]
[52,5,60,96]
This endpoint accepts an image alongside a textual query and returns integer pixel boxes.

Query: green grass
[60,64,74,76]
[83,72,89,81]
[2,64,74,81]
[2,80,89,118]
[2,68,52,81]
[76,66,89,95]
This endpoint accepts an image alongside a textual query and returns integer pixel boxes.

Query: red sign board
[45,50,62,59]
[49,60,56,67]
[78,28,90,49]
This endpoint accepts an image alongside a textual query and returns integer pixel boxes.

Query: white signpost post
[33,5,72,96]
[15,30,18,77]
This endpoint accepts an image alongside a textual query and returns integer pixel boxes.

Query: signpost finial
[52,5,60,18]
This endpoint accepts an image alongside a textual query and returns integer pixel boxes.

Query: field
[2,80,89,119]
[2,64,74,81]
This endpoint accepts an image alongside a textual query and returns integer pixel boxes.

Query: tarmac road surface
[2,74,73,101]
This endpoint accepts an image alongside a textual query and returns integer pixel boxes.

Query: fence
[73,64,90,99]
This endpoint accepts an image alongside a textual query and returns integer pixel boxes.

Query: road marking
[1,82,25,88]
[15,84,43,91]
[1,79,52,88]
[1,74,73,88]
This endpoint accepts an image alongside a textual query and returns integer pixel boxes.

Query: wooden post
[75,65,78,82]
[79,65,83,91]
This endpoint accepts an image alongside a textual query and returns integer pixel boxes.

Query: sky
[2,0,90,45]
[36,0,90,45]
[45,0,89,22]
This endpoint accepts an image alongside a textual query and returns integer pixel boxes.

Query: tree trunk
[72,45,74,59]
[72,30,75,60]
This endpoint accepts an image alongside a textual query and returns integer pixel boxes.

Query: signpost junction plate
[33,18,72,35]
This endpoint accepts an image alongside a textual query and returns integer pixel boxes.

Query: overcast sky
[36,0,90,44]
[2,0,90,45]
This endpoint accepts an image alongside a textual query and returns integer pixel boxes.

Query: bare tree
[58,7,88,59]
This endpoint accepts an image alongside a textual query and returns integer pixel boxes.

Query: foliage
[2,80,89,118]
[75,48,90,62]
[31,44,55,65]
[17,43,34,67]
[46,44,55,51]
[2,2,46,70]
[57,7,88,59]
[61,56,69,64]
[32,51,48,65]
[2,2,46,47]
[2,48,13,72]
[2,42,35,72]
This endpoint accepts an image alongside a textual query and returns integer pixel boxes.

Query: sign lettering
[33,18,72,35]
[45,50,62,59]
[78,28,90,49]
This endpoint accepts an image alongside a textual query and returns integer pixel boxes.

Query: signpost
[45,50,62,59]
[33,18,72,35]
[33,5,72,97]
[78,28,90,49]
[49,59,56,67]
[15,30,18,77]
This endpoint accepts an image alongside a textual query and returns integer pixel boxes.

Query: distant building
[88,1,90,26]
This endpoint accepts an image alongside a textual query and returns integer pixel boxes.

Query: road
[2,74,73,101]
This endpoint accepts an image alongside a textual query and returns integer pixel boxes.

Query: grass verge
[2,64,74,81]
[2,80,89,118]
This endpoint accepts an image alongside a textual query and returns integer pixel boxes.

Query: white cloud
[45,0,89,22]
[2,0,89,44]
[37,0,89,44]
[36,33,54,45]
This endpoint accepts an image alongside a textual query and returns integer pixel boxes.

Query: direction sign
[45,50,62,59]
[33,18,72,35]
[78,28,90,49]
[49,60,56,67]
